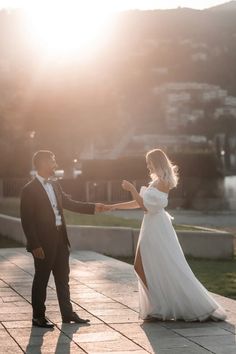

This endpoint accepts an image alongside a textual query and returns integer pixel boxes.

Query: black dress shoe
[32,317,54,328]
[62,312,90,324]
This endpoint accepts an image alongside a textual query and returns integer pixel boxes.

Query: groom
[20,150,107,328]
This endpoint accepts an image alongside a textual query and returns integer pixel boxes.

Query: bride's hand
[122,180,135,192]
[102,204,115,211]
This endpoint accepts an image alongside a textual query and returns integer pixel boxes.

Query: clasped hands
[95,203,112,213]
[95,180,135,213]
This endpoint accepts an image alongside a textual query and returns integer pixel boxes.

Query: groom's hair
[33,150,54,170]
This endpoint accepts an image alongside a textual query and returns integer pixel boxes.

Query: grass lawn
[188,256,236,300]
[115,255,236,301]
[0,198,201,231]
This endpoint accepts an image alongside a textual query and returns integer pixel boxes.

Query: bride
[109,149,227,322]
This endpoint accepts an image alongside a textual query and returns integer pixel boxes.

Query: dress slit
[134,245,148,290]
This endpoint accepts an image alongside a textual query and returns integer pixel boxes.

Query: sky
[0,0,230,11]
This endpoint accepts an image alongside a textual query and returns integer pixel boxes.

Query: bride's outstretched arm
[109,200,139,210]
[122,180,147,211]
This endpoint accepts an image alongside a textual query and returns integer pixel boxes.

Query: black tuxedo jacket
[20,178,95,252]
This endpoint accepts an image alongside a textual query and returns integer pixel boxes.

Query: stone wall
[0,213,234,259]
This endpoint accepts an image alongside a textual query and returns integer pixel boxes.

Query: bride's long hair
[146,149,179,189]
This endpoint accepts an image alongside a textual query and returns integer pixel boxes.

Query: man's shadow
[25,323,90,353]
[55,323,90,353]
[25,326,54,353]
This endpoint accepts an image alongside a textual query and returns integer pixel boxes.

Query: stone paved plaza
[0,248,235,354]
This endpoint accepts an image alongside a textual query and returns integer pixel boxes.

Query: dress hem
[140,306,227,322]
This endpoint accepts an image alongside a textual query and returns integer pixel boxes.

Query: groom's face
[45,155,58,176]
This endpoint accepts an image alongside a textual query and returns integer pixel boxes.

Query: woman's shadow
[140,319,236,354]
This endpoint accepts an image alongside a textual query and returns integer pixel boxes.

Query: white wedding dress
[137,181,227,322]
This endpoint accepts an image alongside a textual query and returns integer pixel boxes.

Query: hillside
[207,1,236,11]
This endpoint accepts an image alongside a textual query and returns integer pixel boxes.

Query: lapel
[33,178,55,218]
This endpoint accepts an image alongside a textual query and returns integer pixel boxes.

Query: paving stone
[69,284,92,291]
[0,329,14,339]
[0,312,32,321]
[161,321,219,329]
[73,331,122,343]
[82,279,122,285]
[2,321,33,329]
[189,334,236,350]
[215,321,236,334]
[0,249,235,354]
[22,343,84,353]
[191,333,236,344]
[89,309,137,317]
[155,348,213,354]
[0,290,18,297]
[0,280,9,288]
[97,315,142,324]
[0,336,20,346]
[16,333,71,348]
[0,306,30,314]
[111,324,193,352]
[8,327,58,337]
[81,302,127,310]
[0,345,23,353]
[207,344,236,354]
[172,327,230,337]
[13,302,32,308]
[58,323,109,333]
[2,277,32,282]
[73,297,115,304]
[72,292,109,300]
[78,338,141,352]
[112,323,176,337]
[91,352,147,354]
[8,281,32,286]
[1,296,26,303]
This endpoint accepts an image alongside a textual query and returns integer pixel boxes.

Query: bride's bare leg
[134,246,148,289]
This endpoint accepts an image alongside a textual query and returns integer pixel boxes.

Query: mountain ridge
[207,0,236,11]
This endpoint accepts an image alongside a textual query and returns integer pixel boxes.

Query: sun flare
[24,1,114,58]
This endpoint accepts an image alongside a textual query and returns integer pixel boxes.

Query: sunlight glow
[24,1,114,58]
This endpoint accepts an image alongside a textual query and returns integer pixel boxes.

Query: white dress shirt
[36,173,62,226]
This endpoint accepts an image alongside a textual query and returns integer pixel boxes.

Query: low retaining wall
[0,213,234,259]
[0,214,26,245]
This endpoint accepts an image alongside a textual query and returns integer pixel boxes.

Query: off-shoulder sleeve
[142,188,168,213]
[139,186,147,197]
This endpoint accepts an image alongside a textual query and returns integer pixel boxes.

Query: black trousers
[31,228,73,319]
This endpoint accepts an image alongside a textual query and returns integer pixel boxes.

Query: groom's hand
[32,247,45,260]
[95,203,110,213]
